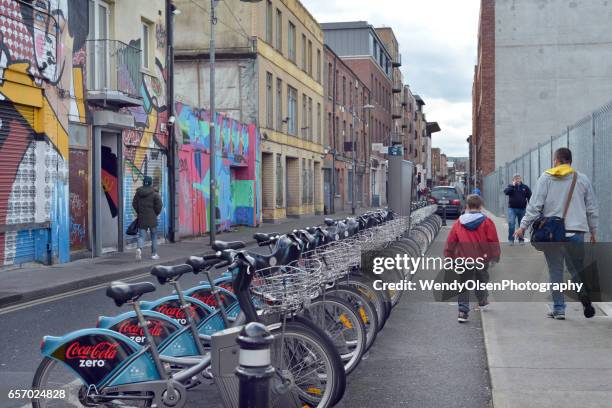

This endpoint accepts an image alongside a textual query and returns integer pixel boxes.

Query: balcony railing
[86,39,143,106]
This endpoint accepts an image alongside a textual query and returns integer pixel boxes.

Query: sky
[302,0,480,157]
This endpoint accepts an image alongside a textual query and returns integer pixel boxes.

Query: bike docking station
[387,155,414,219]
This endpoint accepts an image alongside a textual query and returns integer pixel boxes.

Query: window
[343,120,347,144]
[308,40,313,76]
[317,103,322,144]
[275,9,282,52]
[87,0,110,89]
[276,78,283,130]
[328,63,333,95]
[335,116,339,149]
[141,21,151,69]
[349,85,353,112]
[327,112,331,145]
[302,159,308,204]
[342,76,346,106]
[287,86,297,135]
[308,97,313,141]
[308,159,314,204]
[288,22,296,62]
[266,1,273,44]
[301,34,307,70]
[276,154,283,207]
[301,94,307,138]
[316,49,321,83]
[266,72,273,128]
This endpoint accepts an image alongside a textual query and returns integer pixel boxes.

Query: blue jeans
[138,227,158,255]
[543,233,585,313]
[508,207,526,242]
[458,267,490,314]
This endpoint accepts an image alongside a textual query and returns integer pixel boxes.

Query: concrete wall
[495,0,612,167]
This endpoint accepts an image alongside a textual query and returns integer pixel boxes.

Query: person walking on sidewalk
[514,148,598,320]
[133,176,163,261]
[444,194,501,323]
[504,173,531,245]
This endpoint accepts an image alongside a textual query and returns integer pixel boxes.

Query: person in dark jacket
[133,176,163,260]
[504,174,531,245]
[445,194,500,323]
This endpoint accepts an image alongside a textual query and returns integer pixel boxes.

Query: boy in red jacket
[444,194,501,323]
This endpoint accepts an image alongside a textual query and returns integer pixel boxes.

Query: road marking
[0,272,150,316]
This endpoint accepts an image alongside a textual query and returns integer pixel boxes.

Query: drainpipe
[167,0,178,242]
[331,55,337,214]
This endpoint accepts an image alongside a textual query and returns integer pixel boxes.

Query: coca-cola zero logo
[116,320,164,344]
[66,341,119,368]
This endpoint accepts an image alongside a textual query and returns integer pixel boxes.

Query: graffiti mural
[0,0,87,266]
[176,102,260,237]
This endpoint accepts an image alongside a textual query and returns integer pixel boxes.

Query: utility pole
[209,0,218,245]
[351,108,357,215]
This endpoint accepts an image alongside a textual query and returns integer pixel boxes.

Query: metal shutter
[0,101,38,265]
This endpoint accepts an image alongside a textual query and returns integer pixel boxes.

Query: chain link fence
[483,100,612,241]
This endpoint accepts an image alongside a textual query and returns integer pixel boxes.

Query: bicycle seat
[253,232,280,244]
[324,218,336,226]
[151,264,193,284]
[106,281,156,307]
[212,240,246,251]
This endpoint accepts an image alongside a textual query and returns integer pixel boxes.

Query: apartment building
[0,0,171,266]
[174,0,324,223]
[322,21,393,206]
[375,27,404,148]
[323,45,372,213]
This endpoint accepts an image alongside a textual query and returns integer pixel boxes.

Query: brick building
[470,0,495,188]
[322,21,393,206]
[323,45,371,213]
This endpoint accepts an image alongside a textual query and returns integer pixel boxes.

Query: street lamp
[209,0,261,245]
[351,97,375,215]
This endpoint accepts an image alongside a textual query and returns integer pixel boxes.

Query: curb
[0,238,258,309]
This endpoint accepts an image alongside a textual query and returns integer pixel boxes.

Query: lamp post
[209,0,261,246]
[351,100,375,215]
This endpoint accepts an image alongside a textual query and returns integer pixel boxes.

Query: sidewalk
[481,212,612,408]
[0,208,371,308]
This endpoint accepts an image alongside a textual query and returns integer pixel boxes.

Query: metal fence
[483,100,612,241]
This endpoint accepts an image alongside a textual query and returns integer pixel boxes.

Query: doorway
[100,131,121,252]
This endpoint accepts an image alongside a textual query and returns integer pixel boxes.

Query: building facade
[323,45,372,213]
[375,27,404,148]
[0,0,171,266]
[174,0,324,223]
[472,0,612,180]
[322,21,394,207]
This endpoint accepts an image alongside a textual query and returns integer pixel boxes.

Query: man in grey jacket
[514,148,598,320]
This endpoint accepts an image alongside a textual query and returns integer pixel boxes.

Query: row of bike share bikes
[31,204,442,408]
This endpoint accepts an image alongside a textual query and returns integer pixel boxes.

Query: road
[0,226,492,408]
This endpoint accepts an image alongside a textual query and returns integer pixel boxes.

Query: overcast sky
[302,0,480,157]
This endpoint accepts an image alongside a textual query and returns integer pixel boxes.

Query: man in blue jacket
[504,173,531,245]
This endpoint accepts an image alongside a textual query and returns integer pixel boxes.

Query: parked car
[429,186,464,217]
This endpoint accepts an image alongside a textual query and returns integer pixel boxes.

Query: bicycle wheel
[32,357,152,407]
[270,320,342,408]
[305,295,366,375]
[325,286,379,351]
[342,273,391,331]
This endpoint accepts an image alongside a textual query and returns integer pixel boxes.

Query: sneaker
[458,311,469,323]
[547,310,565,320]
[582,300,596,318]
[478,300,490,311]
[151,254,160,260]
[135,248,142,261]
[519,241,526,246]
[509,241,515,246]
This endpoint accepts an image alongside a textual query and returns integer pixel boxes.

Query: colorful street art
[0,0,87,266]
[176,102,260,237]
